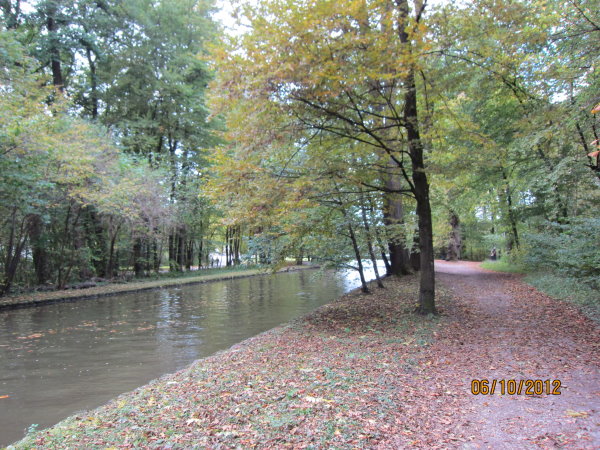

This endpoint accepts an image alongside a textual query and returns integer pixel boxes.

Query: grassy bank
[8,275,456,448]
[0,265,314,310]
[479,259,526,274]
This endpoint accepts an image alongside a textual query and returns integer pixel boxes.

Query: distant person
[490,247,497,261]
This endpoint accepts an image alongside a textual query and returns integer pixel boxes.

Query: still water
[0,269,365,445]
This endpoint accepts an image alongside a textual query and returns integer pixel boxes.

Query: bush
[523,219,600,290]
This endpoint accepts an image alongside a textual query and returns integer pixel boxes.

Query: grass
[479,259,526,273]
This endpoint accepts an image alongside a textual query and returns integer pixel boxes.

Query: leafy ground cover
[481,259,600,323]
[8,261,600,449]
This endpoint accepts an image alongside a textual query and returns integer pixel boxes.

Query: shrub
[523,219,600,290]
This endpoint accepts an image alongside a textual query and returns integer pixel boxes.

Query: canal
[0,269,366,445]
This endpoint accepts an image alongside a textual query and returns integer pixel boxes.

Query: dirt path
[432,261,600,449]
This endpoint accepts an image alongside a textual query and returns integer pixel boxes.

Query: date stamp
[471,379,561,395]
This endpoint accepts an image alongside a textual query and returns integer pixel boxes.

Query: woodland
[0,0,599,315]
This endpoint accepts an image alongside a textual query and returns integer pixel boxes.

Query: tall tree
[212,0,437,313]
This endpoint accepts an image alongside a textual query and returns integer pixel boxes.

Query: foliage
[523,219,600,290]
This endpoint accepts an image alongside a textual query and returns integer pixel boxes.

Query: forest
[0,0,598,315]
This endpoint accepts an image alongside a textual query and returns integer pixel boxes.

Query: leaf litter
[9,261,600,449]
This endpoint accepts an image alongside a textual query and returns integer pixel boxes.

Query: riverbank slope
[8,261,600,448]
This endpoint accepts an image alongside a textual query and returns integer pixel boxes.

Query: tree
[212,0,437,313]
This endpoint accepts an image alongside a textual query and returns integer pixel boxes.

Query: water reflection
[0,269,371,445]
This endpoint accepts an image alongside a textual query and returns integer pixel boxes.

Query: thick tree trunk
[168,232,176,271]
[177,227,186,271]
[133,237,143,277]
[397,0,435,314]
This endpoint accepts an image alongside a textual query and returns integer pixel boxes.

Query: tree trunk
[84,208,107,278]
[383,157,412,276]
[46,4,64,92]
[106,230,118,278]
[29,214,48,284]
[85,46,98,119]
[501,169,520,251]
[396,0,435,314]
[133,237,143,277]
[177,227,186,271]
[360,193,384,288]
[1,208,28,296]
[347,222,369,294]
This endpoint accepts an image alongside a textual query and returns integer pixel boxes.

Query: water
[0,269,367,446]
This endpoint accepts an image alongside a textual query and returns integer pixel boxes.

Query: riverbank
[8,261,600,448]
[9,274,458,448]
[0,265,316,310]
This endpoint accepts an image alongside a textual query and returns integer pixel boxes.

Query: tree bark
[396,0,436,314]
[133,237,143,277]
[501,168,520,251]
[383,156,412,276]
[29,214,48,284]
[347,222,369,293]
[46,4,64,92]
[360,193,384,288]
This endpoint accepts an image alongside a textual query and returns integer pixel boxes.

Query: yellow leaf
[565,409,589,418]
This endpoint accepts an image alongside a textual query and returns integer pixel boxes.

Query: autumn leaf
[565,410,589,418]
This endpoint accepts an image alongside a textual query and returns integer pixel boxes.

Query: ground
[9,261,600,449]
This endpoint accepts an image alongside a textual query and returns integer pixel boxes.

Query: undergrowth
[479,259,526,274]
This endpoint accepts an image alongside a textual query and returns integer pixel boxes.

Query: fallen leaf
[565,409,589,418]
